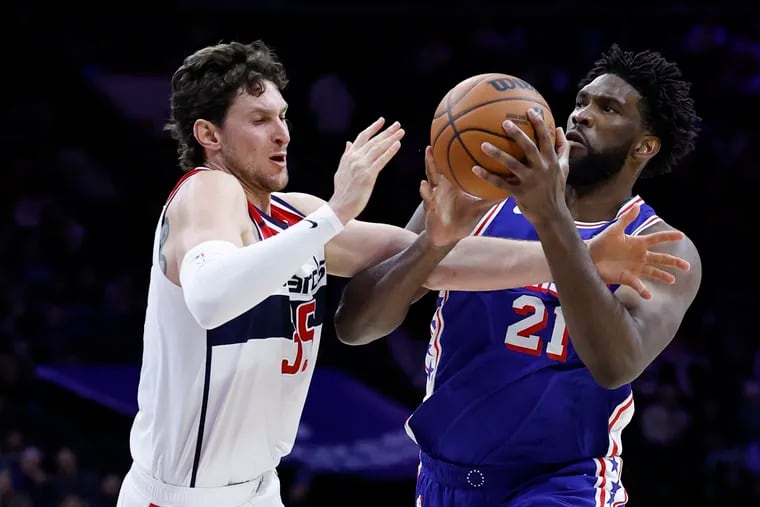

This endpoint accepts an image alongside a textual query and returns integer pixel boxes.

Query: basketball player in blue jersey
[335,44,702,506]
[117,40,694,507]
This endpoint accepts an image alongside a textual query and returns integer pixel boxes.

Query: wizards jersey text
[127,169,327,491]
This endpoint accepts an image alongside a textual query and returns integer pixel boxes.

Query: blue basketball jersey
[407,195,660,501]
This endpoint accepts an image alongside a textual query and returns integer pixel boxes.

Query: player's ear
[632,135,660,162]
[194,119,220,151]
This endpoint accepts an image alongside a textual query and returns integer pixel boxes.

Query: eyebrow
[578,90,624,107]
[248,104,289,115]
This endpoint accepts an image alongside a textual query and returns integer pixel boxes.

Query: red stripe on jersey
[597,457,608,506]
[271,201,304,225]
[247,203,279,239]
[165,167,207,205]
[473,203,502,236]
[607,395,634,455]
[616,196,644,217]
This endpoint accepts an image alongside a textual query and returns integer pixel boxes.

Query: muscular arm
[283,193,551,291]
[334,202,554,345]
[334,203,444,345]
[281,192,428,278]
[533,213,702,388]
[167,173,344,329]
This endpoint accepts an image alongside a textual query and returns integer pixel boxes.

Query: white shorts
[117,462,283,507]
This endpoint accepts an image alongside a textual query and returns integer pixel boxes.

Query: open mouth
[269,154,286,163]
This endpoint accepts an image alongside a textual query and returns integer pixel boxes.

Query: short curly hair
[578,44,701,178]
[165,40,289,171]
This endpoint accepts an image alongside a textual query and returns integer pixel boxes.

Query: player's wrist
[326,199,356,225]
[310,204,346,233]
[526,203,574,232]
[420,230,459,254]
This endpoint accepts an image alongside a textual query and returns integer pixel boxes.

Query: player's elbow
[589,369,630,390]
[424,265,454,291]
[334,303,389,346]
[335,329,373,346]
[588,359,642,390]
[334,320,361,346]
[187,302,225,330]
[183,289,227,330]
[334,305,368,346]
[335,324,375,346]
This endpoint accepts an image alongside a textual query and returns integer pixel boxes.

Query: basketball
[430,73,556,200]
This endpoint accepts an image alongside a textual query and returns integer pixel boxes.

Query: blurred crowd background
[3,2,759,505]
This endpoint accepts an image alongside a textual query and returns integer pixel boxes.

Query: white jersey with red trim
[128,168,326,488]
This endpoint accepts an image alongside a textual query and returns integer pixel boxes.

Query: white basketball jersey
[129,168,325,487]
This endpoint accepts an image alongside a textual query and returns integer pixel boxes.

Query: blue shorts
[415,452,627,507]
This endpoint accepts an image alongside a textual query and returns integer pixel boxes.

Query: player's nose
[570,107,593,128]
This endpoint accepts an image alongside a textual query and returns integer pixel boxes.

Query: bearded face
[567,136,632,188]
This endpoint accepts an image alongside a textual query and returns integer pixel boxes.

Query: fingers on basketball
[420,180,433,203]
[530,111,554,156]
[425,147,441,185]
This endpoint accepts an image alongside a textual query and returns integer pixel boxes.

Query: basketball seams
[431,90,452,121]
[448,121,484,196]
[451,97,550,123]
[454,136,482,196]
[430,74,554,199]
[444,94,474,189]
[446,102,546,194]
[456,127,513,143]
[443,79,504,192]
[432,74,493,120]
[443,135,471,194]
[432,97,550,151]
[445,74,494,112]
[431,74,495,145]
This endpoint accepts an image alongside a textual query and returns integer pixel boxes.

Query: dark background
[2,1,758,505]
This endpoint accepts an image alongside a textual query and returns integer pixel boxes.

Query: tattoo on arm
[158,216,170,274]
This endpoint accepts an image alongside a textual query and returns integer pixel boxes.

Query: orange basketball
[430,73,556,200]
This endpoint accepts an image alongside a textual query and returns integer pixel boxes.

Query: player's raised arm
[334,148,690,345]
[166,170,342,330]
[333,146,492,345]
[169,118,403,330]
[473,101,700,388]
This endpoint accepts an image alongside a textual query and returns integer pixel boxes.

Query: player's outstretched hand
[329,117,405,224]
[420,146,499,248]
[589,204,691,300]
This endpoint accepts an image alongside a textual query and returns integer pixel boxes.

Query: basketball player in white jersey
[116,40,691,507]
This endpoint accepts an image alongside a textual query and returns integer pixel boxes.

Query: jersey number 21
[504,294,569,362]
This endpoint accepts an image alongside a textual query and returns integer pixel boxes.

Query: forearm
[180,205,343,329]
[534,212,642,388]
[335,231,451,345]
[426,236,553,291]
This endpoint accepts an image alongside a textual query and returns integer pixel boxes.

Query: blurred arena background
[3,1,759,505]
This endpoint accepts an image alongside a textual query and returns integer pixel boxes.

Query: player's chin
[270,170,289,192]
[568,142,588,157]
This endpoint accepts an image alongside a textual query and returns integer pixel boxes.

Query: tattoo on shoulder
[159,217,170,274]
